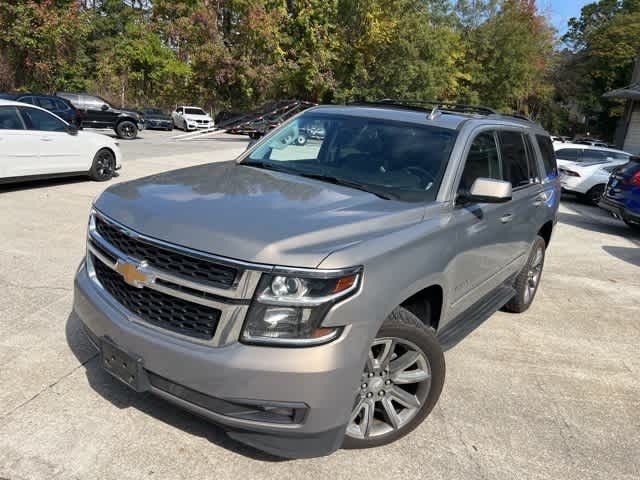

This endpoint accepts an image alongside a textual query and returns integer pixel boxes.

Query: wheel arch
[538,220,554,249]
[399,284,443,332]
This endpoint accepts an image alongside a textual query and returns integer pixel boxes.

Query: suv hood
[94,161,424,268]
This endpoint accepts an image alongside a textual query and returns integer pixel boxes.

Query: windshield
[242,113,457,202]
[144,108,165,115]
[185,108,206,115]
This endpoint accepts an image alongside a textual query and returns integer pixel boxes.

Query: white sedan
[0,99,121,184]
[171,106,214,131]
[554,142,632,204]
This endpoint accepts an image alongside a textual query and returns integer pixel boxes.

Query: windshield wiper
[298,173,395,200]
[240,160,298,175]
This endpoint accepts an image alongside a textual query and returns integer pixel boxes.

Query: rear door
[18,106,84,174]
[0,106,35,179]
[497,129,544,263]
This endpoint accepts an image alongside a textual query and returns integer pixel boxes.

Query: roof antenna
[428,105,441,120]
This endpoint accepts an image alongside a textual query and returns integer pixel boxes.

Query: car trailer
[172,99,317,141]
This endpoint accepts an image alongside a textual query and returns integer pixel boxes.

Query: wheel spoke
[360,399,375,437]
[392,367,430,385]
[368,339,394,370]
[389,350,418,374]
[389,386,420,409]
[381,397,401,429]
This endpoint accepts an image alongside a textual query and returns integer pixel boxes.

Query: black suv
[56,93,144,139]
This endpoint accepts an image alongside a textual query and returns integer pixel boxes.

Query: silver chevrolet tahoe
[73,102,560,458]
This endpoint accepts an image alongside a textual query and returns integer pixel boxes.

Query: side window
[581,150,609,162]
[498,130,531,188]
[555,148,580,162]
[523,134,540,182]
[535,134,557,176]
[37,97,57,110]
[18,96,35,105]
[19,107,66,132]
[55,99,70,111]
[458,131,502,192]
[0,106,25,130]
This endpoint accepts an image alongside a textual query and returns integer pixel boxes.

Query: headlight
[241,270,361,346]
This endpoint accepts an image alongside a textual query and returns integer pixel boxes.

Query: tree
[0,0,91,92]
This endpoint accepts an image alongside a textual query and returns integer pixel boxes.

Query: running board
[437,285,515,351]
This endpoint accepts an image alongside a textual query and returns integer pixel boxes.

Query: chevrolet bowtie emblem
[114,260,150,288]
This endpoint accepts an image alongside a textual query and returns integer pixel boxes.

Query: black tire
[295,134,308,146]
[502,236,546,313]
[342,306,445,450]
[115,120,138,139]
[623,217,640,232]
[166,125,173,131]
[248,132,261,140]
[89,148,116,181]
[583,184,605,205]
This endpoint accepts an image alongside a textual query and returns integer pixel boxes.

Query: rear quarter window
[536,135,557,176]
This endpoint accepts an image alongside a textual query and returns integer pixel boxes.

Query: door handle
[40,137,53,142]
[533,192,548,207]
[500,213,514,224]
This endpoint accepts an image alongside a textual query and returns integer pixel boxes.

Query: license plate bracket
[100,339,146,392]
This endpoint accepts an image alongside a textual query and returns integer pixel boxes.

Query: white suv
[554,142,632,204]
[172,106,213,131]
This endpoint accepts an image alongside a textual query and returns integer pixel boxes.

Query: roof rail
[376,99,498,116]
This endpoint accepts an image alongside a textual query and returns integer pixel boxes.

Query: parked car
[141,108,173,131]
[554,142,632,168]
[600,157,640,231]
[172,106,213,131]
[56,92,144,139]
[0,93,17,100]
[73,102,559,459]
[0,99,121,184]
[15,94,82,127]
[558,162,627,205]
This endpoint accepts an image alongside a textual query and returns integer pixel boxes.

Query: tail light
[630,171,640,186]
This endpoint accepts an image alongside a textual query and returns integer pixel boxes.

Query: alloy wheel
[95,151,115,179]
[524,246,544,304]
[346,338,431,440]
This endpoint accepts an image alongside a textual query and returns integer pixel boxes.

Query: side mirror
[101,104,109,111]
[458,178,512,204]
[65,124,78,136]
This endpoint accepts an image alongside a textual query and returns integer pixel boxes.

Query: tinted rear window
[536,135,557,175]
[556,148,580,162]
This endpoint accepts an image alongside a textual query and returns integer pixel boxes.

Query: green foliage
[1,0,637,140]
[558,0,640,138]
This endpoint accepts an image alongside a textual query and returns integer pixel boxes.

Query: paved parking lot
[1,132,639,480]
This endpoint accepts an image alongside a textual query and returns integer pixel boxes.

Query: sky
[541,0,593,34]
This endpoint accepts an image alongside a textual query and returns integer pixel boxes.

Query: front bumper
[73,260,366,458]
[600,196,640,222]
[147,119,172,129]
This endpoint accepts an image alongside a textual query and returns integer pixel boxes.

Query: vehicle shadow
[558,199,640,241]
[0,176,90,193]
[602,245,640,267]
[64,312,288,463]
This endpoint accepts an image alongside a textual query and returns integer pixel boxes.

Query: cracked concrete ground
[1,130,639,480]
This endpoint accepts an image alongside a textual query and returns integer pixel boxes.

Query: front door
[18,107,82,174]
[0,106,38,179]
[449,129,518,315]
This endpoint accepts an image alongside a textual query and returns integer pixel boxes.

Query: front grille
[92,254,221,340]
[94,215,238,289]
